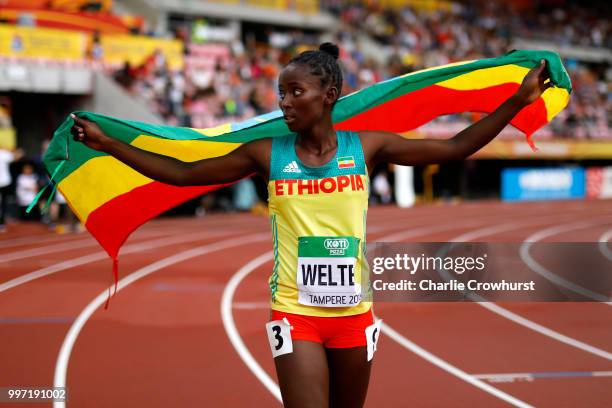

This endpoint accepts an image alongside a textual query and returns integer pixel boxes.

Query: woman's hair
[287,42,343,102]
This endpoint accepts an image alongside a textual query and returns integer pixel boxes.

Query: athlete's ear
[324,86,339,107]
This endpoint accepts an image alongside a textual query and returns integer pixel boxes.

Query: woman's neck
[297,119,336,155]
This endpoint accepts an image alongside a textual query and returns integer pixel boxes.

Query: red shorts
[270,309,374,348]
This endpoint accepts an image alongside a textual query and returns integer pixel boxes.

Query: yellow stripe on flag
[191,123,233,137]
[436,63,570,121]
[131,135,240,161]
[541,87,571,121]
[436,64,529,90]
[59,156,151,221]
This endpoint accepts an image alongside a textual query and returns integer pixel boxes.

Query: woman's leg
[274,340,329,408]
[326,346,371,408]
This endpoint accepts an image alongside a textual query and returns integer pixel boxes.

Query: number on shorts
[365,319,382,362]
[271,325,283,350]
[265,318,293,358]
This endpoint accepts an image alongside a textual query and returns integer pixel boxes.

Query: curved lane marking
[53,232,270,408]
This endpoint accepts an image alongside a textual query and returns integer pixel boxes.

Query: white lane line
[452,217,565,242]
[0,234,85,250]
[472,370,612,382]
[0,229,237,292]
[478,302,612,360]
[449,217,612,361]
[0,240,99,263]
[521,219,612,304]
[523,218,612,243]
[598,229,612,262]
[53,232,270,408]
[0,221,184,250]
[233,302,270,310]
[379,219,486,242]
[0,228,187,263]
[379,207,597,243]
[221,251,282,403]
[380,321,533,407]
[450,212,590,242]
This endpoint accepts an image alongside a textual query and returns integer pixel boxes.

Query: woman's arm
[361,60,552,168]
[71,115,270,186]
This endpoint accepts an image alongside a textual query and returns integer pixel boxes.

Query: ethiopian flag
[41,50,571,274]
[337,156,356,169]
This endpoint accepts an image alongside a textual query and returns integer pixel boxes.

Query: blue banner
[501,167,585,201]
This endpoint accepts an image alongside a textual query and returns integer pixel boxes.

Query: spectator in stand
[113,61,135,90]
[88,31,104,61]
[0,147,23,231]
[16,163,39,221]
[49,190,80,233]
[232,178,258,211]
[372,169,392,205]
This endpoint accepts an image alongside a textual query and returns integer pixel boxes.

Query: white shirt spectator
[0,149,14,188]
[16,173,37,207]
[373,172,392,204]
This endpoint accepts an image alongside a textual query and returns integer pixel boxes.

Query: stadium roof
[142,0,336,30]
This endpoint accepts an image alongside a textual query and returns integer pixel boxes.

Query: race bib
[297,236,362,307]
[266,318,293,358]
[365,319,382,362]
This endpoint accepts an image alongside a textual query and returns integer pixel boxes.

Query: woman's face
[278,63,334,132]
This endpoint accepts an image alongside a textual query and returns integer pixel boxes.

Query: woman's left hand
[514,60,552,106]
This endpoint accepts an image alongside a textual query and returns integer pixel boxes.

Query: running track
[1,200,611,407]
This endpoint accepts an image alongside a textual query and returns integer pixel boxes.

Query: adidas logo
[282,161,301,173]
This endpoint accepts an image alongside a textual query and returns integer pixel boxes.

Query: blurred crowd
[0,144,79,233]
[111,1,610,140]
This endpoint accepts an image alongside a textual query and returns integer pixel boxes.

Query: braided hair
[287,42,343,104]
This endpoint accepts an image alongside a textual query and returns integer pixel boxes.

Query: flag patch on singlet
[337,156,355,169]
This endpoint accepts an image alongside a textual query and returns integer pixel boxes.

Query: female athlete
[71,43,551,408]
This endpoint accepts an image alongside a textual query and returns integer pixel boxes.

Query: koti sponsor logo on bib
[324,238,349,255]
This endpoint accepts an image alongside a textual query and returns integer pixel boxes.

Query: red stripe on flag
[85,181,231,259]
[335,83,548,138]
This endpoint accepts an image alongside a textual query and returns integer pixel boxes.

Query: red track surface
[1,200,611,407]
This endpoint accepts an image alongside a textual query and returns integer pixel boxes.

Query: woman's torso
[267,131,371,317]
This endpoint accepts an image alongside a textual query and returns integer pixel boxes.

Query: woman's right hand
[70,114,113,152]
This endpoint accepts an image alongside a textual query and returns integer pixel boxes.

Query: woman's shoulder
[240,138,272,180]
[243,137,272,151]
[242,137,273,162]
